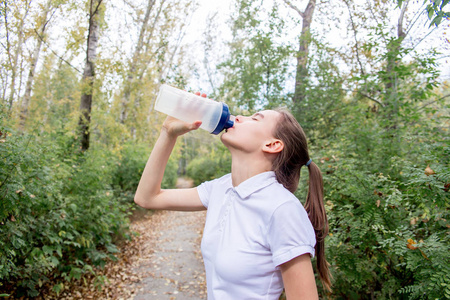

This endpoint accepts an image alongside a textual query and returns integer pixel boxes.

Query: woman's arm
[280,254,319,299]
[134,116,205,211]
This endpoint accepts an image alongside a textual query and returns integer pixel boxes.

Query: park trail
[131,177,207,299]
[41,177,207,300]
[134,178,206,300]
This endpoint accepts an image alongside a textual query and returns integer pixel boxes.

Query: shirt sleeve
[196,180,212,208]
[267,200,316,267]
[197,173,231,209]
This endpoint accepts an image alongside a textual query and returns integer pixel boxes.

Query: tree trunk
[78,0,102,152]
[5,1,31,111]
[120,0,155,125]
[19,0,53,129]
[385,0,408,93]
[283,0,316,105]
[384,0,408,128]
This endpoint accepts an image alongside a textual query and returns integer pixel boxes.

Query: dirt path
[132,210,207,299]
[39,178,206,300]
[130,177,207,299]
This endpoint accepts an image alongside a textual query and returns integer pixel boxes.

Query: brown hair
[272,108,331,291]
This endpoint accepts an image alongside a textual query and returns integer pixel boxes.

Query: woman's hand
[161,91,206,138]
[162,116,202,138]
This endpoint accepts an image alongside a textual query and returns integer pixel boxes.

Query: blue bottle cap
[211,103,234,135]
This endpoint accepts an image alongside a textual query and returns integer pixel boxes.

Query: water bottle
[154,84,234,135]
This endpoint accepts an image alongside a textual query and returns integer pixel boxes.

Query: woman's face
[221,110,281,154]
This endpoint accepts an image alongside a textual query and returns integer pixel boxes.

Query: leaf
[52,282,64,295]
[407,238,418,250]
[427,5,435,19]
[43,245,53,255]
[425,165,435,176]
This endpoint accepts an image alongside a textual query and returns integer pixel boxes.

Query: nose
[235,115,243,123]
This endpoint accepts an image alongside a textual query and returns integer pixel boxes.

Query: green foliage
[313,82,450,298]
[215,2,449,297]
[395,0,450,27]
[25,55,80,133]
[111,142,177,202]
[186,141,231,186]
[0,107,131,297]
[320,139,449,298]
[427,2,449,27]
[292,38,346,142]
[1,0,448,298]
[217,0,292,110]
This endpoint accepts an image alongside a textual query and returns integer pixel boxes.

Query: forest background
[1,0,449,298]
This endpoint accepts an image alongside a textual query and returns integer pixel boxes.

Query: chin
[220,132,229,145]
[220,132,235,149]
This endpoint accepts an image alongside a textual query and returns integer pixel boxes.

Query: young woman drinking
[134,96,331,299]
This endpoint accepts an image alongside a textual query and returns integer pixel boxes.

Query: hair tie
[305,158,312,166]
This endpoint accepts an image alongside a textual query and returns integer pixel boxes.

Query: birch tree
[218,0,292,110]
[19,0,55,129]
[78,0,103,151]
[2,0,32,111]
[384,0,408,107]
[119,0,157,126]
[282,0,316,106]
[118,0,196,139]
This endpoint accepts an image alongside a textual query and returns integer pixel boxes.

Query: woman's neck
[230,152,273,187]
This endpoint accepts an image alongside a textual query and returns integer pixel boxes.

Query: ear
[262,139,284,154]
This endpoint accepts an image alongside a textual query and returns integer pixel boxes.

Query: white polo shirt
[197,171,316,300]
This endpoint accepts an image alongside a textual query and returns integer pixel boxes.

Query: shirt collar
[231,171,277,199]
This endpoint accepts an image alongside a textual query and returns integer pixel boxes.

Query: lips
[225,126,235,133]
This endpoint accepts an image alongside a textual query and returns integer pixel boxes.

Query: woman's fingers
[161,90,207,137]
[162,116,202,137]
[194,91,207,98]
[190,120,202,130]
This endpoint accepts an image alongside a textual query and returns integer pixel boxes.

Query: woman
[134,96,331,299]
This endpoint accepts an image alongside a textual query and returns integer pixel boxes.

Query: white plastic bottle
[154,84,234,134]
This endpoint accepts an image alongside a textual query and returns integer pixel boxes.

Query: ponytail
[272,108,331,291]
[305,161,331,292]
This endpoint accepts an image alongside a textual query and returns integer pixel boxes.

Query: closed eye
[252,112,264,120]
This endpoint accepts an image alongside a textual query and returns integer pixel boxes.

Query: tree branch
[344,0,365,77]
[410,25,438,52]
[92,0,104,18]
[4,1,13,69]
[282,0,305,18]
[397,0,408,39]
[358,91,385,107]
[34,29,82,73]
[405,1,425,38]
[418,94,450,111]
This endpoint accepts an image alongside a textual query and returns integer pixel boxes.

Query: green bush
[0,121,130,297]
[315,111,450,298]
[186,142,231,186]
[111,142,178,203]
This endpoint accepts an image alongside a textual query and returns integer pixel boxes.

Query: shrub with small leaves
[315,104,449,299]
[111,142,177,203]
[0,113,131,297]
